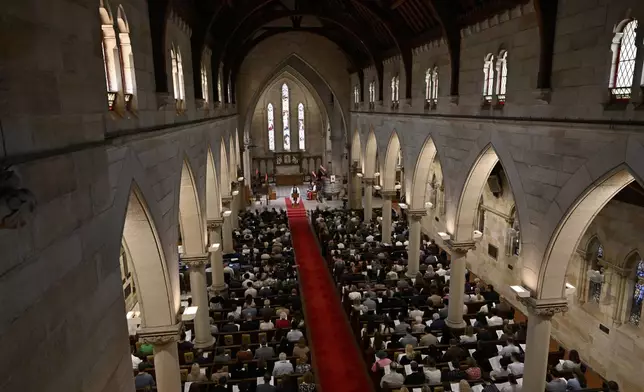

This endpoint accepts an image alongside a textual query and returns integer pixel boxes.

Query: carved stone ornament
[381,190,397,198]
[207,218,224,231]
[519,297,569,318]
[139,323,182,345]
[363,177,375,186]
[408,209,427,220]
[182,254,210,268]
[445,240,477,255]
[221,195,233,204]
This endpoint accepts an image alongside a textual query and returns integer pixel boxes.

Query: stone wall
[351,0,644,122]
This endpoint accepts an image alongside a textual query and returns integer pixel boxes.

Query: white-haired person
[272,352,294,376]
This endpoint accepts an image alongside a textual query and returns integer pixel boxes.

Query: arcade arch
[178,160,205,256]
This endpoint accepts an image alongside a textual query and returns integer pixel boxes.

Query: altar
[274,152,304,185]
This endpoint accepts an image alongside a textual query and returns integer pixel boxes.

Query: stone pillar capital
[363,177,375,185]
[182,254,210,268]
[139,323,182,345]
[518,297,569,319]
[207,218,224,231]
[445,240,476,255]
[408,209,427,221]
[381,190,397,198]
[221,195,233,204]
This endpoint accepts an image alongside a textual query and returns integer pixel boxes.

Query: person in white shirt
[259,316,274,330]
[460,326,477,343]
[348,286,362,301]
[500,374,522,392]
[507,353,524,376]
[272,352,294,376]
[463,303,469,314]
[409,305,424,320]
[244,282,257,298]
[486,309,504,326]
[423,358,442,384]
[436,264,447,276]
[287,326,304,342]
[131,353,142,370]
[500,338,521,357]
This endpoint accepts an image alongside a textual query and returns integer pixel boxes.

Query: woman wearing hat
[371,351,392,372]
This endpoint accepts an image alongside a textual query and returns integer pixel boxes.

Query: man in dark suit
[254,339,276,361]
[241,314,259,331]
[404,361,425,385]
[259,299,275,318]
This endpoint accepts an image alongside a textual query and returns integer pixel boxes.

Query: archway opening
[409,136,445,235]
[541,168,638,300]
[121,184,175,330]
[382,131,402,198]
[179,160,204,256]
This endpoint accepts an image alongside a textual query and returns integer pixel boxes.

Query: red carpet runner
[285,198,372,392]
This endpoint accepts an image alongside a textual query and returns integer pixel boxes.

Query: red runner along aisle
[285,198,372,392]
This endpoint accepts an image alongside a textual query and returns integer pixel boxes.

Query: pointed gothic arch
[364,129,378,178]
[410,136,439,210]
[382,131,401,191]
[219,137,231,196]
[206,148,221,220]
[121,183,175,327]
[179,160,205,255]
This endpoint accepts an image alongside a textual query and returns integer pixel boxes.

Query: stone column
[381,190,396,244]
[231,190,239,229]
[519,298,568,392]
[222,211,234,253]
[209,244,227,293]
[182,254,215,348]
[363,178,374,222]
[445,241,476,329]
[139,324,182,392]
[207,219,227,293]
[611,267,629,325]
[350,168,362,210]
[406,209,427,278]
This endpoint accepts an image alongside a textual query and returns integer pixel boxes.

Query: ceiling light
[222,210,232,217]
[181,306,199,321]
[374,172,380,177]
[357,172,364,178]
[209,243,221,252]
[398,203,408,209]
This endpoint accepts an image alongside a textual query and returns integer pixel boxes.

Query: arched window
[227,80,232,103]
[369,81,375,103]
[201,62,208,103]
[298,103,305,150]
[483,54,495,102]
[496,51,508,103]
[170,45,185,107]
[425,66,439,106]
[116,6,136,108]
[508,207,520,256]
[629,256,644,326]
[391,75,400,105]
[281,83,290,151]
[267,103,275,151]
[354,85,360,105]
[609,19,639,101]
[217,65,223,103]
[99,1,119,110]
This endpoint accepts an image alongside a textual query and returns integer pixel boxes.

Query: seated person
[507,353,524,376]
[500,337,521,357]
[372,351,392,372]
[399,344,419,365]
[272,352,294,376]
[464,357,482,380]
[460,325,478,343]
[221,316,240,333]
[555,349,582,373]
[187,363,208,382]
[404,361,425,385]
[236,343,253,361]
[423,357,441,385]
[177,331,194,351]
[380,363,404,388]
[134,363,155,389]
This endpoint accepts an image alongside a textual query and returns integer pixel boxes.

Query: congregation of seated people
[311,207,615,392]
[131,207,316,392]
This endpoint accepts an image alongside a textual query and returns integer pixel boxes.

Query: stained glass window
[629,258,644,326]
[267,103,275,151]
[281,83,290,151]
[391,75,399,103]
[217,68,223,102]
[426,66,438,104]
[610,20,639,100]
[298,103,305,150]
[201,62,208,102]
[483,54,495,102]
[496,51,508,103]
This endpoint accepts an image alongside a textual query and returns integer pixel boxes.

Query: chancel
[2,1,643,392]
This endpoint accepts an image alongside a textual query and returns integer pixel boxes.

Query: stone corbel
[156,92,175,111]
[518,297,569,319]
[408,209,427,221]
[182,253,210,269]
[533,88,552,104]
[139,323,183,345]
[207,218,224,231]
[445,240,477,255]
